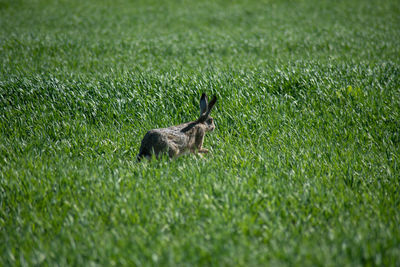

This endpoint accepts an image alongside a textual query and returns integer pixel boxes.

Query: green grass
[1,0,399,266]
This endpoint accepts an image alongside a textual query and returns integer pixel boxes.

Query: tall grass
[1,0,399,265]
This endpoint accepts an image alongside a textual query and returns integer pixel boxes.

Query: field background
[1,0,399,266]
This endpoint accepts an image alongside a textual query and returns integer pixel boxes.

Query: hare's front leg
[193,127,211,154]
[190,147,208,154]
[197,138,209,153]
[198,148,209,153]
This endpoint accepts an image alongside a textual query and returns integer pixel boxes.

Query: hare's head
[198,93,217,132]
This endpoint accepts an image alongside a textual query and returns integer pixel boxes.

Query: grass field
[1,0,400,265]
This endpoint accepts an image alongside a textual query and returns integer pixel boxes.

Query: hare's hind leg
[137,150,151,162]
[167,145,179,158]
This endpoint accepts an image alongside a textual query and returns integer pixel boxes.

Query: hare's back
[141,128,188,150]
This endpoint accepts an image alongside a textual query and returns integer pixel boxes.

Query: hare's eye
[206,118,213,124]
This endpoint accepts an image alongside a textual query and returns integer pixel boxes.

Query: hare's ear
[205,95,217,115]
[199,93,208,116]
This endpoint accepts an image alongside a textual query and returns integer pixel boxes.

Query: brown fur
[137,93,217,161]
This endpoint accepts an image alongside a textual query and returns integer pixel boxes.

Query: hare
[137,93,217,161]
